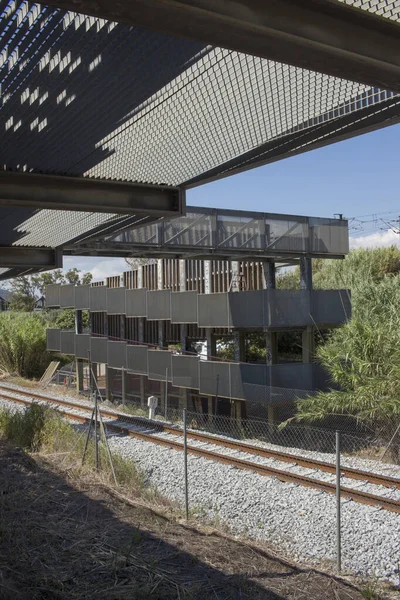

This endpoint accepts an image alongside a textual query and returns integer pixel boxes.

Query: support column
[266,331,278,365]
[207,396,213,423]
[263,260,276,289]
[268,405,279,424]
[206,330,216,359]
[300,256,313,290]
[75,309,84,393]
[140,376,147,409]
[302,326,315,363]
[233,331,246,362]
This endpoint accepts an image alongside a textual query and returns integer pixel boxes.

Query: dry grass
[0,403,396,599]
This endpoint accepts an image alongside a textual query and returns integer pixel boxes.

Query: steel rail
[0,384,399,491]
[1,388,399,514]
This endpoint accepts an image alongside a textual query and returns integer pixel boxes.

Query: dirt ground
[0,441,385,600]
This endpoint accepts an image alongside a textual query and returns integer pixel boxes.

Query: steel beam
[0,172,185,216]
[0,247,62,269]
[43,0,400,92]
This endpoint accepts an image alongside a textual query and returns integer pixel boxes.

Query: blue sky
[65,123,400,279]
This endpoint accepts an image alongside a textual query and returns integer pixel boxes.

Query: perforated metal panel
[198,293,229,328]
[107,341,127,369]
[171,291,198,323]
[60,285,75,308]
[90,336,108,364]
[148,350,173,381]
[90,287,107,312]
[172,355,199,389]
[45,285,60,307]
[126,289,147,317]
[107,288,126,314]
[46,328,61,352]
[60,331,75,355]
[147,290,171,320]
[266,290,311,328]
[270,363,314,390]
[127,345,148,375]
[229,291,264,328]
[199,361,231,397]
[75,285,90,310]
[310,290,351,325]
[75,334,90,359]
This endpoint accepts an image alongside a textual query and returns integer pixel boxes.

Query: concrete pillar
[233,331,246,362]
[120,315,125,340]
[181,324,188,352]
[302,326,315,363]
[207,396,213,422]
[158,322,165,348]
[268,405,279,425]
[266,331,278,366]
[300,256,313,290]
[206,330,216,359]
[139,376,147,409]
[263,260,276,289]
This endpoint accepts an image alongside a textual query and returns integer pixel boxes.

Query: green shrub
[0,404,68,451]
[0,312,53,379]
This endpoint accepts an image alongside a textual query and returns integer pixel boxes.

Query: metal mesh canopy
[0,0,400,275]
[1,0,400,188]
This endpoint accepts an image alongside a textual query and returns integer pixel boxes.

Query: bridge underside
[0,0,399,276]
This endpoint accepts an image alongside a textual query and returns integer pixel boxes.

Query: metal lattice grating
[0,0,399,258]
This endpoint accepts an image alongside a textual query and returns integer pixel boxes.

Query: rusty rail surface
[0,384,399,514]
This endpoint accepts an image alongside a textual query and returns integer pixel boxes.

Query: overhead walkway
[65,207,349,261]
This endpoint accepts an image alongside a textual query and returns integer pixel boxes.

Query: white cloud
[63,256,128,282]
[350,228,400,250]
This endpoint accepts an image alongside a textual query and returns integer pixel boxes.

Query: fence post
[183,408,189,520]
[165,368,168,421]
[336,430,341,573]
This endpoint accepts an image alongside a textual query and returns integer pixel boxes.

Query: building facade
[46,210,350,423]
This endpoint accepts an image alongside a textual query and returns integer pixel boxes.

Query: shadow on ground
[0,441,364,600]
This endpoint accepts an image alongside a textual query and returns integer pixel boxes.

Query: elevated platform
[65,207,349,262]
[45,285,350,330]
[47,330,329,403]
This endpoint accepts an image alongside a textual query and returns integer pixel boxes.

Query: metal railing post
[183,408,189,520]
[336,430,341,573]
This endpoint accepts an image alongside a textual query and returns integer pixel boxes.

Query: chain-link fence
[49,364,400,464]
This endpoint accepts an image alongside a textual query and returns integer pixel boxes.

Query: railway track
[1,383,400,514]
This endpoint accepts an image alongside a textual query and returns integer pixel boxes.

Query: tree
[294,266,400,459]
[8,269,93,312]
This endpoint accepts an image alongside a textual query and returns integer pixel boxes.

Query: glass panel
[265,218,308,252]
[163,212,212,246]
[216,215,262,248]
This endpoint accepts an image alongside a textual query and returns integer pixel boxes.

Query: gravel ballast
[1,387,399,587]
[108,434,400,587]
